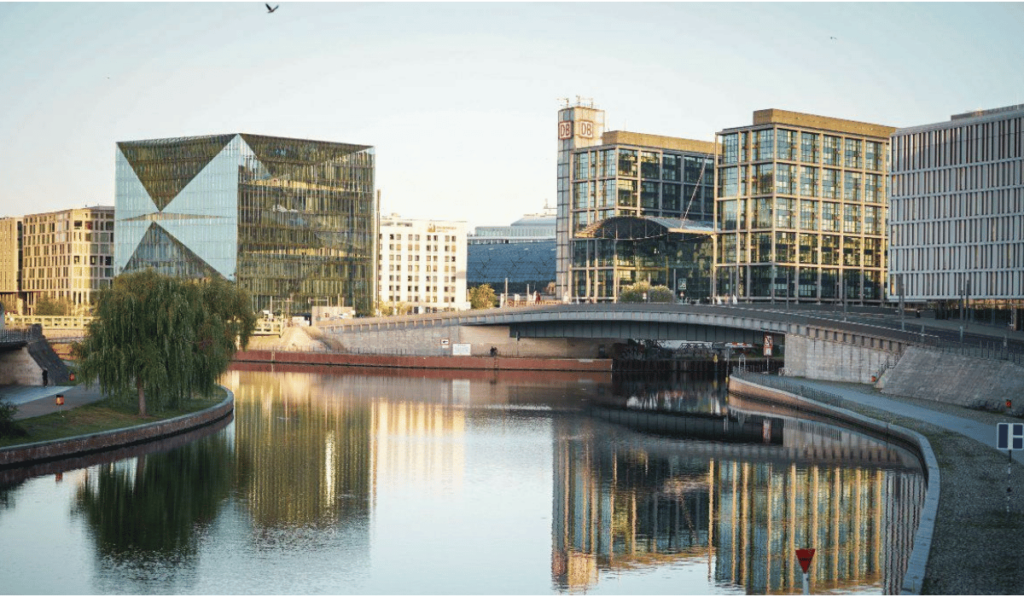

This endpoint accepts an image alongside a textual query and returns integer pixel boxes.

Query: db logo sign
[558,121,573,140]
[577,120,594,139]
[558,120,595,140]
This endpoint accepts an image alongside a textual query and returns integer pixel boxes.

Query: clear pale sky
[1,2,1022,229]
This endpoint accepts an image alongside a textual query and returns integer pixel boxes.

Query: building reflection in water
[222,367,597,532]
[225,369,377,533]
[552,378,925,595]
[222,366,923,594]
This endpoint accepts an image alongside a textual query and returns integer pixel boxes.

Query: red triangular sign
[796,548,815,573]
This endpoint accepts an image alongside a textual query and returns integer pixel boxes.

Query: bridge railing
[5,315,94,330]
[0,326,43,344]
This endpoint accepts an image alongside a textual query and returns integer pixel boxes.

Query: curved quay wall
[728,375,939,595]
[0,390,234,469]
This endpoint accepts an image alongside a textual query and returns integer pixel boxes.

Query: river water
[0,366,924,594]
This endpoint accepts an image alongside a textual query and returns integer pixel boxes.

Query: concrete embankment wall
[0,337,69,386]
[321,323,612,360]
[881,346,1024,413]
[234,349,612,372]
[0,346,43,386]
[0,393,234,468]
[783,334,897,384]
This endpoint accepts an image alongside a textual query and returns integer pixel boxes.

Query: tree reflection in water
[73,433,233,565]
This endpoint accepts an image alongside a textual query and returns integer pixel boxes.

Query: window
[756,130,774,161]
[800,166,818,197]
[844,172,861,201]
[776,198,795,229]
[641,151,660,179]
[844,138,862,169]
[801,132,819,163]
[755,164,774,195]
[800,200,818,231]
[662,154,681,181]
[823,136,840,166]
[776,129,796,160]
[618,149,637,177]
[719,167,738,198]
[722,134,739,165]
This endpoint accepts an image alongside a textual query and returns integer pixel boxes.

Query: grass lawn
[0,387,227,449]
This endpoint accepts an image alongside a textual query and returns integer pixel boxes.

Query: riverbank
[741,375,1024,595]
[0,388,233,467]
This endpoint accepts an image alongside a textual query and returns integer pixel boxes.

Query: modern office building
[714,110,896,304]
[556,101,717,302]
[467,208,556,296]
[888,104,1024,328]
[0,217,21,313]
[115,134,376,314]
[378,214,469,313]
[19,206,115,314]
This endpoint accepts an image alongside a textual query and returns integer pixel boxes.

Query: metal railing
[0,326,43,344]
[731,370,849,409]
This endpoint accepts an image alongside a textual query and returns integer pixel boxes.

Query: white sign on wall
[452,343,471,356]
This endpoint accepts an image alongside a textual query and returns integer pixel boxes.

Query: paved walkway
[0,384,106,420]
[780,377,1019,463]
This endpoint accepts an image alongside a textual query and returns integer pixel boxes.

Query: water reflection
[554,373,925,595]
[72,432,233,590]
[613,371,730,416]
[0,368,924,594]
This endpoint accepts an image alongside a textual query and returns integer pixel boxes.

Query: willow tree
[73,271,257,416]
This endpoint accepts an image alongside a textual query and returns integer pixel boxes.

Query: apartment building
[378,215,470,313]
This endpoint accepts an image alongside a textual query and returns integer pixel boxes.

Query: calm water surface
[0,366,924,594]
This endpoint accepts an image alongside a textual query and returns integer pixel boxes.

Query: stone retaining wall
[0,391,234,469]
[880,346,1024,412]
[783,334,897,384]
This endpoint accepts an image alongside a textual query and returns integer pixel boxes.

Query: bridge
[318,302,1024,384]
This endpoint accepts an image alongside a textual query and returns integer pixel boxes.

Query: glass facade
[714,110,894,303]
[564,129,716,302]
[116,134,376,313]
[570,218,713,302]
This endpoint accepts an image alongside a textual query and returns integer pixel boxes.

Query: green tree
[618,281,675,303]
[73,271,256,416]
[468,284,498,309]
[34,295,74,316]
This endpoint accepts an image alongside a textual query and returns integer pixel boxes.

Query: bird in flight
[266,3,279,13]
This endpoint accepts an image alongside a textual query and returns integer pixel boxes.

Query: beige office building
[21,206,115,314]
[0,217,22,314]
[715,110,896,304]
[378,215,470,313]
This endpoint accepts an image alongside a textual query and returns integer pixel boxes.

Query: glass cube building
[115,134,376,314]
[715,110,895,304]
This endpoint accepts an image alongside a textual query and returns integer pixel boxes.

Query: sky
[1,2,1023,230]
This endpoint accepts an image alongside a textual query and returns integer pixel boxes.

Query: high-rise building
[378,214,469,313]
[888,104,1024,327]
[556,101,717,302]
[0,217,21,313]
[714,110,895,304]
[20,206,115,314]
[115,134,376,314]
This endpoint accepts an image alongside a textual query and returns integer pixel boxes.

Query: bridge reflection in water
[552,374,925,595]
